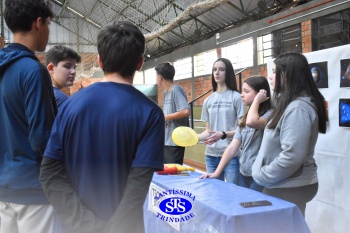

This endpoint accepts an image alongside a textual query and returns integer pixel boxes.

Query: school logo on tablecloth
[148,183,196,231]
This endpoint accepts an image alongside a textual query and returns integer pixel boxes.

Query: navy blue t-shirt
[44,82,164,220]
[53,87,69,109]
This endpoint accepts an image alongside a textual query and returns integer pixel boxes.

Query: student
[252,53,328,216]
[40,21,165,233]
[198,58,245,184]
[46,45,81,108]
[0,0,59,233]
[200,76,271,192]
[155,62,190,164]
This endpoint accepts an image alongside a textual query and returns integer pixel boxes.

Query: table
[143,172,310,233]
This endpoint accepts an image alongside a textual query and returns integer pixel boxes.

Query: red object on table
[157,166,178,175]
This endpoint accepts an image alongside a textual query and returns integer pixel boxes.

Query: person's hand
[164,115,169,122]
[254,89,269,104]
[199,172,219,179]
[204,131,222,144]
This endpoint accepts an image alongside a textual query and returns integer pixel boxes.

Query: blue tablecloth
[144,172,310,233]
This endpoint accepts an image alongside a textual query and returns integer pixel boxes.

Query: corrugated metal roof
[48,0,307,59]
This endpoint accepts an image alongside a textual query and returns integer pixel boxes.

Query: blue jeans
[238,172,264,192]
[206,155,239,184]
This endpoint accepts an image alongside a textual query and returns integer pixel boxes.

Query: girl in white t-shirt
[198,58,245,184]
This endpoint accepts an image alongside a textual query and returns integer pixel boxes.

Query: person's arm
[103,167,155,233]
[246,89,269,129]
[165,86,191,122]
[40,157,106,233]
[200,138,241,179]
[204,92,245,144]
[198,122,210,141]
[252,108,312,185]
[102,107,165,233]
[204,129,236,145]
[165,108,190,121]
[26,68,56,158]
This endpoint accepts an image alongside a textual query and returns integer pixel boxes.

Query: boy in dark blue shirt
[0,0,59,232]
[46,45,81,108]
[40,21,165,233]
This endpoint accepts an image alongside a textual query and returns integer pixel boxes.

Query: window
[272,24,301,57]
[258,25,301,64]
[221,38,253,69]
[312,9,350,51]
[194,50,217,77]
[173,57,192,80]
[144,68,156,84]
[133,71,144,84]
[257,34,273,65]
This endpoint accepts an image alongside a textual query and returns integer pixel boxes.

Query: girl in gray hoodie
[252,53,328,216]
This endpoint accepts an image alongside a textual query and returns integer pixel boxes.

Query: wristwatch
[221,131,227,139]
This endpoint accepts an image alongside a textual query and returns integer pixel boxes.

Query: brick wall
[79,53,98,72]
[192,75,212,106]
[257,65,268,77]
[156,65,270,107]
[26,19,311,104]
[36,53,46,64]
[36,36,290,105]
[302,20,312,53]
[70,78,103,95]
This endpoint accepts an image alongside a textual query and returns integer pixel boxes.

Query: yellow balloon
[172,126,198,147]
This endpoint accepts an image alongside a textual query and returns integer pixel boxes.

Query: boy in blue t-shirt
[46,45,81,108]
[40,21,165,233]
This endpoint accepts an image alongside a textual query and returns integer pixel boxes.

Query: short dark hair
[211,58,238,92]
[97,21,145,77]
[46,45,81,66]
[4,0,54,33]
[155,62,175,81]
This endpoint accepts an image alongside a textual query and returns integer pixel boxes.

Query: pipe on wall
[268,0,334,23]
[217,0,350,45]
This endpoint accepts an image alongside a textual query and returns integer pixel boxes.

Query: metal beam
[112,0,139,23]
[50,0,101,28]
[51,0,70,23]
[226,1,255,20]
[94,0,174,49]
[239,0,244,11]
[169,1,213,30]
[84,0,101,22]
[143,0,174,24]
[52,18,95,45]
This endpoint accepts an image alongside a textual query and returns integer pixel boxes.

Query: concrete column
[0,36,4,49]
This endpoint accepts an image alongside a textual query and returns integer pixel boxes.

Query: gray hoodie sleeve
[252,105,316,187]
